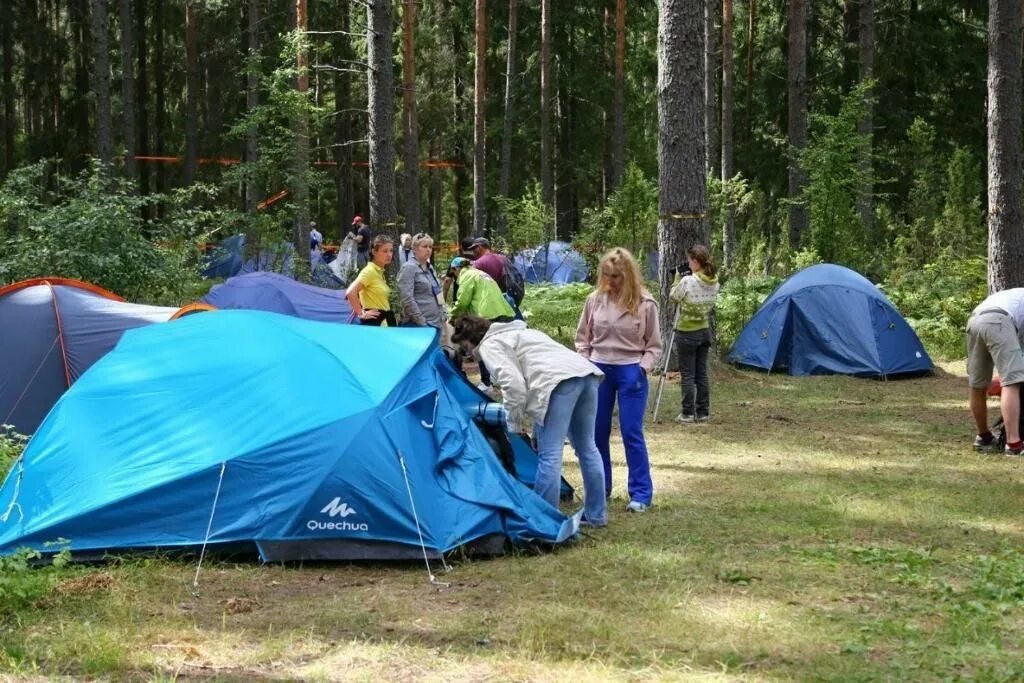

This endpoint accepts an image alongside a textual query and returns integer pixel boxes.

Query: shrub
[520,283,594,348]
[713,275,784,353]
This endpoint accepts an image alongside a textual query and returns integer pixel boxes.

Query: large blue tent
[0,311,577,560]
[201,272,354,323]
[727,264,933,377]
[0,278,193,436]
[513,241,589,284]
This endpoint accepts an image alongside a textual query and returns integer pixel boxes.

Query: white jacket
[477,320,603,430]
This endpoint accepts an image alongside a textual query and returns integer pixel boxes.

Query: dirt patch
[52,571,116,597]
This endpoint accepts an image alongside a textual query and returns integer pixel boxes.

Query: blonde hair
[598,247,647,316]
[411,232,434,249]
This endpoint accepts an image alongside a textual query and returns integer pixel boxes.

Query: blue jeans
[676,328,711,418]
[594,362,653,505]
[533,375,607,525]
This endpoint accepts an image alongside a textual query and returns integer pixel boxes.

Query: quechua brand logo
[307,497,369,532]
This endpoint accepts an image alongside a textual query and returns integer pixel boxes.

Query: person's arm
[639,300,663,373]
[449,273,474,318]
[574,295,595,358]
[478,339,529,430]
[397,265,426,325]
[669,273,688,302]
[345,275,380,321]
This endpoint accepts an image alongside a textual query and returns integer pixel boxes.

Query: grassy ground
[3,361,1024,681]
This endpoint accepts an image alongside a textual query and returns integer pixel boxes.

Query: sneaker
[675,413,696,424]
[695,415,710,423]
[974,434,998,453]
[1005,443,1024,456]
[580,518,607,528]
[625,500,649,513]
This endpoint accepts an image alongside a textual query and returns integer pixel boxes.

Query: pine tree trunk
[610,0,626,190]
[333,0,353,237]
[401,0,421,234]
[70,0,91,170]
[119,0,137,181]
[245,0,259,214]
[366,0,398,241]
[1,0,14,177]
[857,0,873,238]
[293,0,311,277]
[90,0,113,166]
[540,0,553,210]
[987,0,1024,290]
[722,0,735,271]
[154,0,166,200]
[497,0,518,236]
[443,0,469,241]
[787,0,808,249]
[135,0,149,198]
[658,0,707,338]
[705,0,720,179]
[744,0,756,147]
[429,138,442,234]
[183,0,199,185]
[473,0,487,236]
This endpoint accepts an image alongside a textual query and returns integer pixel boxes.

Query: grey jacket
[397,259,446,328]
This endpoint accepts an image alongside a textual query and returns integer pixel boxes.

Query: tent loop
[192,461,227,591]
[0,458,25,524]
[4,336,60,426]
[420,392,440,429]
[396,450,451,585]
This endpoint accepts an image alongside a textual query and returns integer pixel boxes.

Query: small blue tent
[0,311,577,560]
[0,278,192,436]
[201,272,354,323]
[727,264,933,377]
[202,235,295,280]
[514,241,589,284]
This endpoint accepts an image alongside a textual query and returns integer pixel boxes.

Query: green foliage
[577,163,658,269]
[494,183,554,253]
[883,253,987,360]
[0,546,71,618]
[519,283,594,348]
[799,83,874,273]
[0,426,27,478]
[933,147,985,258]
[713,275,783,352]
[0,162,228,305]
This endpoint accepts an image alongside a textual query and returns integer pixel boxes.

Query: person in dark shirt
[468,237,506,287]
[350,215,374,269]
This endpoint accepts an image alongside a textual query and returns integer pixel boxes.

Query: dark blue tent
[513,241,589,284]
[201,272,354,323]
[727,264,933,377]
[0,311,578,560]
[202,235,295,280]
[0,278,193,435]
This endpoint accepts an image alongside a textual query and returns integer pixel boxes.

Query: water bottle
[474,401,507,428]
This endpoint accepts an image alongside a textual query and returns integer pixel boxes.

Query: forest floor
[3,361,1024,681]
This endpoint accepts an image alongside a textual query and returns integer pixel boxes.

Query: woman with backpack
[575,247,662,513]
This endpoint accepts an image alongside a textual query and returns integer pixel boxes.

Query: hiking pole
[651,305,681,423]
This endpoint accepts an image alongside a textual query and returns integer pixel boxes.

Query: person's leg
[532,378,580,507]
[969,387,991,436]
[566,375,608,525]
[593,362,618,498]
[966,317,995,437]
[617,363,653,506]
[1001,383,1021,444]
[695,340,711,419]
[478,360,492,387]
[676,336,697,418]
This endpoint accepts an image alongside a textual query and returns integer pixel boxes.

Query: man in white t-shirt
[967,288,1024,455]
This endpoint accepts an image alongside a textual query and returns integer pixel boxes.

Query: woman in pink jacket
[575,248,662,512]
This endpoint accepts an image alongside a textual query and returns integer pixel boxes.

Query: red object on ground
[989,377,1002,396]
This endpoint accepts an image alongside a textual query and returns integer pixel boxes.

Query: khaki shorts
[966,310,1024,388]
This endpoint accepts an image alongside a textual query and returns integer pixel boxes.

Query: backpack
[501,255,526,305]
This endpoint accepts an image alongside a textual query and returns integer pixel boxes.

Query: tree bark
[705,0,720,178]
[367,0,398,243]
[333,0,353,238]
[658,0,707,338]
[183,0,199,185]
[154,0,166,199]
[856,0,873,237]
[293,0,311,277]
[787,0,808,249]
[402,0,421,234]
[722,0,735,271]
[245,0,259,214]
[69,0,91,171]
[987,0,1024,290]
[610,0,626,190]
[540,0,553,209]
[119,0,137,181]
[497,0,519,236]
[473,0,487,236]
[443,0,469,241]
[744,0,756,148]
[1,0,14,176]
[135,0,149,197]
[90,0,113,166]
[429,137,442,234]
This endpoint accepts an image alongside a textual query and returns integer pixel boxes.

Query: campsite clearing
[3,361,1024,680]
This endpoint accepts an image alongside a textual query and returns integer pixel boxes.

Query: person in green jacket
[448,257,515,392]
[669,245,720,423]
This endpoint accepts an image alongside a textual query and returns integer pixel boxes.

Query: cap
[450,256,471,269]
[460,237,476,254]
[470,237,490,248]
[352,215,363,225]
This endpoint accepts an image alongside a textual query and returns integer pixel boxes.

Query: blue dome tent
[201,272,354,323]
[0,311,578,561]
[727,264,933,377]
[202,234,295,280]
[514,241,589,284]
[0,278,202,436]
